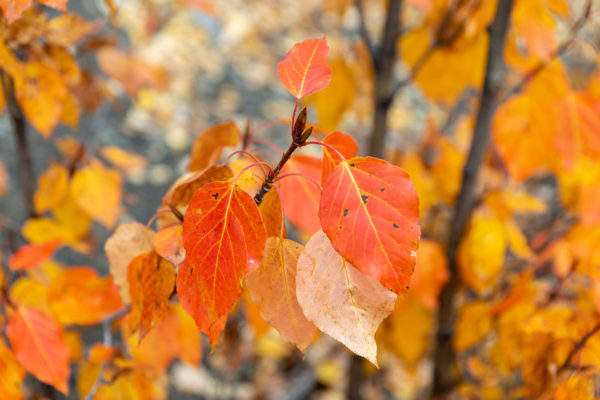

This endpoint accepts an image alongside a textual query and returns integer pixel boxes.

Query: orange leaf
[45,13,101,47]
[165,165,233,208]
[319,157,420,294]
[188,122,240,171]
[9,239,62,271]
[97,47,167,96]
[296,230,396,366]
[277,155,322,233]
[0,0,67,24]
[100,146,148,176]
[409,240,449,310]
[277,38,332,99]
[6,307,70,394]
[0,338,25,399]
[105,222,155,303]
[71,159,122,228]
[257,188,285,238]
[553,376,593,400]
[245,237,316,351]
[153,224,185,267]
[127,251,175,340]
[321,131,358,185]
[48,267,122,325]
[178,180,266,335]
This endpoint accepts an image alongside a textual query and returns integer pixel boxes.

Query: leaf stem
[557,322,600,374]
[303,140,346,160]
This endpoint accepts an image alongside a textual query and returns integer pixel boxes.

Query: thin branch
[504,0,592,98]
[355,0,379,71]
[433,0,515,395]
[557,323,600,374]
[81,306,129,400]
[253,107,311,206]
[0,70,36,218]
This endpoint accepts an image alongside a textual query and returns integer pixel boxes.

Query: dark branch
[432,0,515,395]
[355,0,379,72]
[557,323,600,374]
[0,70,36,218]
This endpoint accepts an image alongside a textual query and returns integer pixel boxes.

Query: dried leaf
[105,222,155,303]
[296,230,396,366]
[188,122,240,171]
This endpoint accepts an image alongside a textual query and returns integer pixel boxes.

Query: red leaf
[277,38,332,99]
[245,238,316,351]
[321,131,358,185]
[178,181,266,336]
[296,230,396,366]
[9,239,62,271]
[277,155,322,233]
[319,157,420,294]
[6,307,70,394]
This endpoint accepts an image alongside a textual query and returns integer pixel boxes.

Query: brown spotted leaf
[128,251,176,340]
[319,157,420,294]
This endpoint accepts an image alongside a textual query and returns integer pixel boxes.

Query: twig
[253,107,311,206]
[82,306,128,400]
[557,323,600,374]
[355,0,379,71]
[432,1,515,395]
[503,0,592,99]
[0,70,36,218]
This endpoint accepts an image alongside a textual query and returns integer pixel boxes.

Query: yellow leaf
[453,301,492,351]
[306,58,356,129]
[15,61,68,138]
[0,338,25,400]
[553,376,593,400]
[34,163,69,214]
[458,211,507,295]
[71,159,122,228]
[100,146,148,176]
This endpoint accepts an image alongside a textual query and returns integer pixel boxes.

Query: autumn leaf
[48,267,122,325]
[453,301,492,351]
[6,307,70,394]
[307,57,357,129]
[257,188,285,238]
[153,224,185,267]
[0,338,25,399]
[277,38,332,99]
[553,376,594,400]
[0,0,67,24]
[15,61,68,138]
[179,180,266,333]
[319,157,420,294]
[277,155,322,233]
[320,131,358,185]
[97,47,167,96]
[127,251,176,340]
[165,165,233,208]
[188,122,240,171]
[34,162,69,214]
[409,239,449,310]
[0,160,8,198]
[100,146,148,176]
[45,13,101,47]
[105,222,155,303]
[245,237,316,351]
[296,230,396,366]
[9,238,62,271]
[71,159,122,228]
